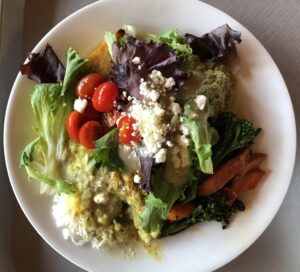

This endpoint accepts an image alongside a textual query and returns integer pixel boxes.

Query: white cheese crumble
[139,70,175,101]
[180,124,189,136]
[132,56,141,65]
[93,192,109,204]
[195,95,207,111]
[133,174,141,184]
[74,98,88,113]
[130,99,167,154]
[154,148,167,163]
[170,102,181,115]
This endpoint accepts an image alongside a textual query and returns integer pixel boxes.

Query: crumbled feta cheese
[138,65,142,70]
[140,82,160,101]
[154,148,167,163]
[122,91,127,98]
[73,98,88,113]
[166,140,174,147]
[130,99,167,154]
[164,77,176,89]
[93,192,109,204]
[195,95,207,111]
[132,56,141,65]
[180,124,189,136]
[133,174,141,184]
[177,135,190,147]
[170,102,181,115]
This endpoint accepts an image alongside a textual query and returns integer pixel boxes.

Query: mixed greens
[20,23,266,246]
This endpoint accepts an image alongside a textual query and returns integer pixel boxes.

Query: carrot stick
[167,202,195,222]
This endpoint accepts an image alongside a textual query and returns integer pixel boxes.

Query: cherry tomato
[117,116,140,145]
[78,121,105,149]
[76,73,102,99]
[92,82,119,112]
[66,111,85,142]
[83,102,101,121]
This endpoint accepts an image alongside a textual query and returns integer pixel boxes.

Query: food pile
[20,24,266,252]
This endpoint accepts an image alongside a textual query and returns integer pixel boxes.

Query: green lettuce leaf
[141,169,183,233]
[182,113,216,174]
[21,47,90,194]
[94,128,123,171]
[61,47,91,96]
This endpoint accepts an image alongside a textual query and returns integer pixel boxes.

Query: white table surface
[1,0,299,271]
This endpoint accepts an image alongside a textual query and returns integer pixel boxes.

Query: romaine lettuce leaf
[21,47,90,194]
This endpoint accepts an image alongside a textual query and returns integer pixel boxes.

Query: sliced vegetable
[117,116,140,145]
[66,111,85,142]
[75,73,102,99]
[230,168,265,194]
[167,202,194,222]
[198,148,251,196]
[78,121,105,149]
[20,44,65,83]
[185,24,241,61]
[223,187,237,206]
[237,153,267,176]
[92,81,120,112]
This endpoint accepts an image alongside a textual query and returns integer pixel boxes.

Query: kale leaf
[210,112,261,167]
[160,191,245,237]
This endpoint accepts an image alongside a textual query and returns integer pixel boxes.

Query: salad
[20,24,267,254]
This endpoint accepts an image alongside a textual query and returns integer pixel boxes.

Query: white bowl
[4,0,296,271]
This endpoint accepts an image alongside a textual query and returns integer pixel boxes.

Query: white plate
[4,0,296,271]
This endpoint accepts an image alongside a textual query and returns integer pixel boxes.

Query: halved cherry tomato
[66,111,85,142]
[78,121,105,149]
[92,82,119,112]
[117,116,140,145]
[76,73,102,99]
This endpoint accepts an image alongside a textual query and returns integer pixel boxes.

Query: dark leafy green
[210,112,261,167]
[20,44,65,83]
[160,191,245,237]
[185,24,241,61]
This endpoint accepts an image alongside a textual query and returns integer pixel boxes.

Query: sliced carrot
[167,202,195,222]
[238,153,267,176]
[198,148,251,196]
[230,168,265,194]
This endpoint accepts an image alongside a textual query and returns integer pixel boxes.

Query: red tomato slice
[65,111,85,142]
[92,82,119,112]
[117,116,140,145]
[76,73,102,99]
[78,121,105,149]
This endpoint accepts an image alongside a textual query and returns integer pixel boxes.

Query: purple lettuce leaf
[20,44,65,83]
[185,24,241,61]
[109,37,187,100]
